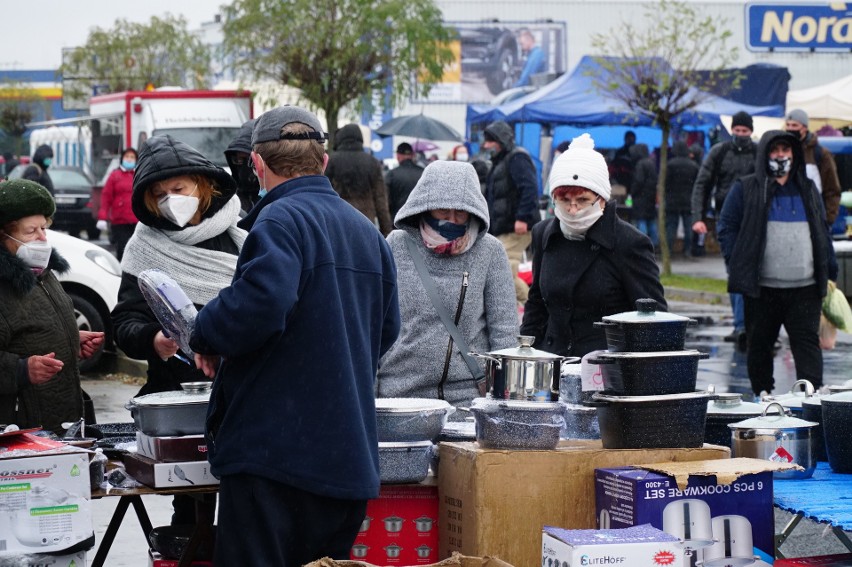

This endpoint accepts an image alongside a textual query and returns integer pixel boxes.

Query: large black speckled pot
[592,391,713,449]
[587,350,708,396]
[821,391,852,473]
[704,393,780,448]
[801,396,827,462]
[594,298,696,352]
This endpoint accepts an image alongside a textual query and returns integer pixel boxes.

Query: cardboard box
[542,524,683,566]
[306,551,515,567]
[0,550,86,566]
[438,440,729,567]
[136,432,207,462]
[148,549,212,567]
[123,453,219,488]
[351,480,439,565]
[594,458,797,565]
[0,435,93,556]
[775,555,852,566]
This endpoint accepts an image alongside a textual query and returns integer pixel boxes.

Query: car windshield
[152,128,240,168]
[50,169,92,188]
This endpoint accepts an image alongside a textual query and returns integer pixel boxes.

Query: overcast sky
[0,0,223,70]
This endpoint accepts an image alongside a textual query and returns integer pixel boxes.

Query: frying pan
[137,269,198,358]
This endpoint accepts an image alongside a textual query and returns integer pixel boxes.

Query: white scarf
[122,195,247,305]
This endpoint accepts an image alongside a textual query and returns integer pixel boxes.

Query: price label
[581,350,606,392]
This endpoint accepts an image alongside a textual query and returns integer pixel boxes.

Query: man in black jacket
[718,130,837,396]
[482,120,540,305]
[384,142,423,219]
[665,141,699,257]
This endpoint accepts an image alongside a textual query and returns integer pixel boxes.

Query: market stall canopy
[467,56,784,130]
[787,73,852,123]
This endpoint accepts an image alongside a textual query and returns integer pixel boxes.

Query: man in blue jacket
[718,130,836,397]
[191,106,401,566]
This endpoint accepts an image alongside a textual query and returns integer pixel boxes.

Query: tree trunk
[324,104,341,151]
[657,122,672,277]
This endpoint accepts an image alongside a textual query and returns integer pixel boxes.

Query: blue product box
[595,464,775,565]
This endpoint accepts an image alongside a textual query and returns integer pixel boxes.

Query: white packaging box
[0,550,87,566]
[542,524,683,567]
[124,453,219,488]
[0,450,92,556]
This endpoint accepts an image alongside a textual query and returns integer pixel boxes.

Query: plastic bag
[822,281,852,332]
[819,314,837,350]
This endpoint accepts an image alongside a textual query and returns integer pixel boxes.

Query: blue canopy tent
[467,55,784,136]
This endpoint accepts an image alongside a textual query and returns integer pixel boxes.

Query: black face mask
[227,154,260,199]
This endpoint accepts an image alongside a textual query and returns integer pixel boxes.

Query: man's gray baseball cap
[251,106,328,145]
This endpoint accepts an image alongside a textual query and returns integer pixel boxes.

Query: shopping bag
[819,313,837,350]
[822,281,852,332]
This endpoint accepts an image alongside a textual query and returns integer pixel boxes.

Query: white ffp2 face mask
[7,234,52,271]
[554,199,604,237]
[158,186,199,228]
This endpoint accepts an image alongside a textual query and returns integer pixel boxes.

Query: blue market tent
[467,56,784,134]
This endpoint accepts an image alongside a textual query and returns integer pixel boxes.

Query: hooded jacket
[801,132,841,225]
[718,130,836,299]
[325,124,393,235]
[132,135,237,231]
[225,119,260,214]
[0,247,83,434]
[22,145,54,194]
[377,161,517,410]
[520,203,666,358]
[483,121,540,235]
[629,143,658,220]
[665,141,699,212]
[691,137,756,225]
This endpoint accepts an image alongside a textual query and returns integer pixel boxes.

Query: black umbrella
[375,114,463,142]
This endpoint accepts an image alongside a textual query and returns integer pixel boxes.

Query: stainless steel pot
[414,516,434,532]
[729,402,818,479]
[359,516,372,533]
[125,383,211,437]
[470,335,579,401]
[383,516,404,533]
[700,515,756,567]
[662,499,714,550]
[416,545,432,559]
[384,544,402,558]
[351,544,369,558]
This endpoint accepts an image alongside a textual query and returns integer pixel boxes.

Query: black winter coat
[0,248,83,433]
[483,121,540,235]
[385,159,423,220]
[630,144,657,220]
[665,143,699,212]
[690,139,756,225]
[520,204,666,357]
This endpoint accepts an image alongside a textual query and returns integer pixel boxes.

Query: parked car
[9,164,101,240]
[460,26,520,95]
[49,229,121,372]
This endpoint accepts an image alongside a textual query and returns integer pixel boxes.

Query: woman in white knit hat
[519,133,666,358]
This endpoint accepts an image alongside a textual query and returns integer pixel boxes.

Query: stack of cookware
[375,398,453,483]
[558,363,600,440]
[587,299,713,449]
[467,336,578,450]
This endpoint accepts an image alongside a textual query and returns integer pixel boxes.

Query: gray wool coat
[376,161,518,411]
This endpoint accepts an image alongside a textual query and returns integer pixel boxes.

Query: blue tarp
[467,56,784,133]
[696,63,790,109]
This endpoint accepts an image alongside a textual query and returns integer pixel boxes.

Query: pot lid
[375,398,452,413]
[823,391,852,404]
[761,379,816,409]
[470,398,565,412]
[483,335,565,361]
[601,298,693,324]
[130,388,210,407]
[828,382,852,394]
[728,403,817,430]
[707,393,781,416]
[801,395,824,407]
[593,391,712,403]
[415,516,433,522]
[561,363,582,377]
[378,440,433,449]
[591,349,706,360]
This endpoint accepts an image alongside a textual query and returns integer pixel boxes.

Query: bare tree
[591,0,741,275]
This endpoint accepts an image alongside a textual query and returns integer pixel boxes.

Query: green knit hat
[0,179,56,227]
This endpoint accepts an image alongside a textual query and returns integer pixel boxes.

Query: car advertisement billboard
[416,20,567,104]
[746,2,852,52]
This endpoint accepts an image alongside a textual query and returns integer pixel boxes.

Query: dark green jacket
[0,247,83,433]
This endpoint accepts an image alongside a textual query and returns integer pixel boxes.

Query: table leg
[91,495,132,567]
[833,526,852,552]
[775,512,804,559]
[178,493,217,567]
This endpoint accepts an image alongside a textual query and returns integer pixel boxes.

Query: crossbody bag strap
[404,237,485,382]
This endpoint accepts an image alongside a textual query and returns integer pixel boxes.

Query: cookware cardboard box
[307,551,515,567]
[136,431,207,462]
[542,524,682,566]
[123,453,219,488]
[350,479,440,565]
[438,440,729,567]
[775,555,852,566]
[0,434,93,556]
[0,550,87,566]
[594,458,800,565]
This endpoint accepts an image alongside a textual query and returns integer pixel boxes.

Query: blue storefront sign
[746,3,852,51]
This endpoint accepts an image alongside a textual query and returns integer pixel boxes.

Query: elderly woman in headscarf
[0,179,104,434]
[111,135,245,524]
[376,160,518,410]
[520,134,666,358]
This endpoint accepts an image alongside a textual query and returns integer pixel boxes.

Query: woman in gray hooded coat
[377,160,517,410]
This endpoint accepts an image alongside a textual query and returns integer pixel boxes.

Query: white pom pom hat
[548,133,611,201]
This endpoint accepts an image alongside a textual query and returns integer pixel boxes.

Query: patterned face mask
[768,156,792,178]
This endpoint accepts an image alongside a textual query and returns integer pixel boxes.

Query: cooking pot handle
[763,402,791,417]
[592,321,616,329]
[469,352,502,368]
[585,357,615,365]
[790,379,815,397]
[698,352,710,360]
[560,356,581,365]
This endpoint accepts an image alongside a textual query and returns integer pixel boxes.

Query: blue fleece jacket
[190,175,400,500]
